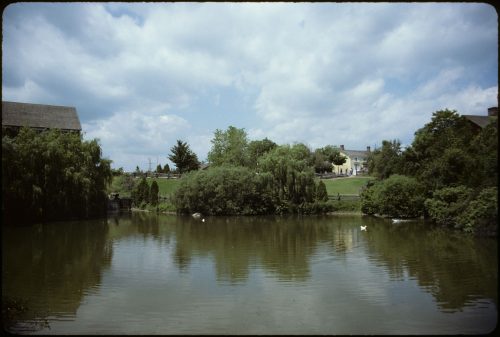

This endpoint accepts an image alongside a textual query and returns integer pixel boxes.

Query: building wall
[332,152,368,176]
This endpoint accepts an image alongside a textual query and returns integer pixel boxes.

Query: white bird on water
[360,225,367,231]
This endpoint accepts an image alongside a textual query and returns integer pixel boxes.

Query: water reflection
[362,219,498,311]
[2,213,497,334]
[2,219,112,332]
[167,214,496,311]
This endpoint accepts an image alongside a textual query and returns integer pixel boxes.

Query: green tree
[424,186,473,227]
[150,180,159,206]
[367,139,403,179]
[468,120,498,188]
[168,140,200,174]
[133,177,150,207]
[173,166,274,215]
[457,187,497,235]
[326,146,347,174]
[111,167,124,176]
[207,126,249,167]
[312,149,331,173]
[314,145,345,173]
[2,127,112,225]
[257,145,316,204]
[405,109,476,191]
[316,180,329,202]
[163,163,171,173]
[248,138,277,169]
[360,175,425,218]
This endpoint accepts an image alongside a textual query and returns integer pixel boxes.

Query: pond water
[2,213,497,334]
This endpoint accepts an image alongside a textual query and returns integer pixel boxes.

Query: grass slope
[321,176,374,196]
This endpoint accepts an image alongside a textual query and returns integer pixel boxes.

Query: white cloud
[2,2,497,169]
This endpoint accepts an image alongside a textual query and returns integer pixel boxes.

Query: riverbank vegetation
[110,174,366,215]
[2,127,112,226]
[109,127,371,215]
[362,109,497,236]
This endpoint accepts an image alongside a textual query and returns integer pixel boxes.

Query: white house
[332,145,371,176]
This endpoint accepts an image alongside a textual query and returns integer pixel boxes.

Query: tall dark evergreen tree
[150,180,159,206]
[168,140,200,174]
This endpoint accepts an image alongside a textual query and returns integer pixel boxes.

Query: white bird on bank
[360,225,367,231]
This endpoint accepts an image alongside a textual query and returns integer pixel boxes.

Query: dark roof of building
[463,115,494,129]
[341,149,369,160]
[2,101,81,131]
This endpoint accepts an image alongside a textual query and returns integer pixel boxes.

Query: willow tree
[2,127,112,225]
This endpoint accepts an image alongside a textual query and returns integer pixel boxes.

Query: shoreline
[131,208,364,216]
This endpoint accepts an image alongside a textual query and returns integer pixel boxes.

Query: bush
[457,187,497,236]
[173,166,274,215]
[316,180,328,202]
[360,180,379,215]
[360,175,425,218]
[424,186,473,227]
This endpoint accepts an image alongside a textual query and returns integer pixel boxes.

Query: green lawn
[153,178,182,196]
[320,176,374,196]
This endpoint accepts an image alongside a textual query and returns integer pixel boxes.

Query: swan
[192,212,202,219]
[360,225,367,231]
[202,218,205,222]
[392,218,410,223]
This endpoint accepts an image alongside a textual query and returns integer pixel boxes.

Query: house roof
[463,115,493,129]
[2,101,82,131]
[341,149,369,160]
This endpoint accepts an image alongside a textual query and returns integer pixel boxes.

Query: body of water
[2,214,497,334]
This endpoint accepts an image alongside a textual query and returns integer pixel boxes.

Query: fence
[328,194,360,201]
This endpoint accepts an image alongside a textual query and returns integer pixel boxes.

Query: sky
[2,2,498,171]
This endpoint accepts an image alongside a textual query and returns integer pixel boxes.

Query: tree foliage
[367,140,403,179]
[360,175,425,218]
[248,138,277,169]
[132,177,150,207]
[149,180,159,206]
[168,140,200,174]
[362,108,498,234]
[2,127,112,225]
[207,126,250,167]
[316,180,329,202]
[173,166,274,215]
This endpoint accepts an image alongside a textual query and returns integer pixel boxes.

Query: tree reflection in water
[2,219,112,333]
[168,214,497,311]
[2,213,496,334]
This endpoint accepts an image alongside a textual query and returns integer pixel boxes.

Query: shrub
[457,187,497,236]
[360,180,379,215]
[173,166,274,215]
[316,180,328,202]
[360,175,425,218]
[424,185,473,227]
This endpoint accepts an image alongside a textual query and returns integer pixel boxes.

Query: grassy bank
[320,176,374,196]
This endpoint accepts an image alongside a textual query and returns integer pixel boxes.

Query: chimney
[367,146,371,152]
[488,107,498,117]
[340,145,344,151]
